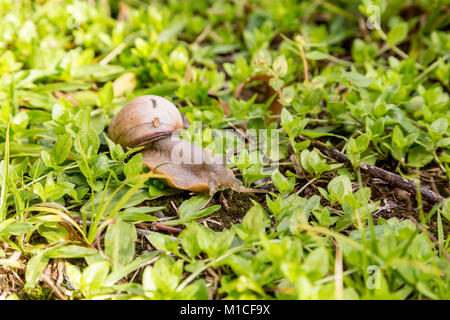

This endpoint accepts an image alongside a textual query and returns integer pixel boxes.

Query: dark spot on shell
[150,98,157,108]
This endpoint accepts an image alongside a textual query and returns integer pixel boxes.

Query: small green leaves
[327,175,353,205]
[32,173,75,202]
[346,133,371,166]
[179,222,235,260]
[65,262,82,290]
[124,153,143,179]
[97,82,114,107]
[407,146,433,167]
[271,169,295,196]
[281,109,309,139]
[118,206,163,222]
[387,126,419,163]
[142,255,190,299]
[169,45,189,70]
[300,149,333,176]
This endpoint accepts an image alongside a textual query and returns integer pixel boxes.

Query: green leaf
[271,169,295,196]
[178,194,220,222]
[306,51,328,60]
[105,219,137,270]
[124,153,143,179]
[407,146,433,167]
[179,223,202,259]
[45,245,98,258]
[72,65,125,81]
[65,262,82,290]
[37,223,69,243]
[269,77,284,91]
[387,22,408,46]
[98,82,114,106]
[233,201,269,242]
[280,108,294,124]
[280,86,295,104]
[25,252,50,292]
[142,255,183,298]
[343,72,373,87]
[52,133,72,165]
[104,252,158,287]
[328,175,353,205]
[303,247,329,280]
[0,221,36,236]
[91,155,109,178]
[80,184,151,217]
[80,261,110,293]
[118,206,163,222]
[273,55,288,76]
[430,117,448,137]
[146,232,180,256]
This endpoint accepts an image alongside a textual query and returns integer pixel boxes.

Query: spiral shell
[108,95,183,148]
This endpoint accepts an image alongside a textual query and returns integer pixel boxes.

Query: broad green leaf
[146,232,180,256]
[178,194,219,222]
[52,133,72,165]
[104,252,158,287]
[25,252,50,292]
[387,22,408,46]
[45,245,97,258]
[124,153,143,179]
[233,201,269,242]
[0,221,36,236]
[65,262,82,290]
[81,261,110,293]
[105,219,137,270]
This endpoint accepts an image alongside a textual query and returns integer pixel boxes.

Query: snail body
[108,95,240,194]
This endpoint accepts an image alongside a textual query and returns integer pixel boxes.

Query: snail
[108,95,241,195]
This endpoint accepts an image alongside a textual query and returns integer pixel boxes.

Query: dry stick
[152,222,182,234]
[334,242,343,300]
[297,37,310,88]
[41,274,67,300]
[300,136,445,204]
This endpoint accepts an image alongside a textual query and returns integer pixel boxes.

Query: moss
[22,286,53,300]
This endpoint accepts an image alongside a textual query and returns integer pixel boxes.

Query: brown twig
[152,222,182,234]
[300,136,445,204]
[297,36,310,88]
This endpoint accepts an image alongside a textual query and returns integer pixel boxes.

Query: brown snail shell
[108,95,183,147]
[108,95,240,194]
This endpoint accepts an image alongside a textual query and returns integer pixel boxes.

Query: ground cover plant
[0,0,449,300]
